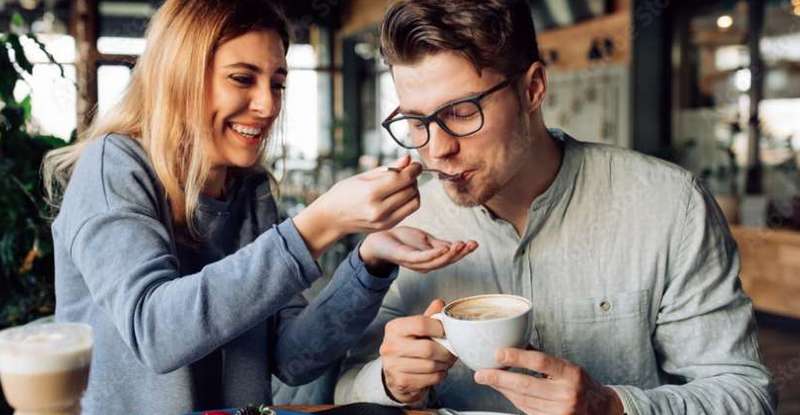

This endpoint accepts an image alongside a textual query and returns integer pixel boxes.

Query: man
[334,0,776,414]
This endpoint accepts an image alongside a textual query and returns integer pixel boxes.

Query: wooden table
[278,405,434,415]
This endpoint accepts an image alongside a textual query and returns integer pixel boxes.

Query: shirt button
[599,300,612,312]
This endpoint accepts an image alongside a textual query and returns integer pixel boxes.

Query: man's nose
[427,122,459,160]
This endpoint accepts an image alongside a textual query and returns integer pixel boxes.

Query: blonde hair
[42,0,289,237]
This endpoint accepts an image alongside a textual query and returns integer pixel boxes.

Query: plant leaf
[1,106,25,131]
[7,34,33,75]
[11,13,26,32]
[32,134,68,149]
[0,44,18,104]
[0,22,61,328]
[27,34,64,79]
[21,95,32,120]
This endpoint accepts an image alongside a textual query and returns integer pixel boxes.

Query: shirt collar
[529,128,582,211]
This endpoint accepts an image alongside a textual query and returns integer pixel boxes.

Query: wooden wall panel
[732,226,800,319]
[71,0,99,134]
[537,11,631,71]
[340,1,633,68]
[340,0,391,37]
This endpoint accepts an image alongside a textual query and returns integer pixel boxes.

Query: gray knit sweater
[53,134,395,413]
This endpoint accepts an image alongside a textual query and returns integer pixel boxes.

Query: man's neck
[484,127,563,236]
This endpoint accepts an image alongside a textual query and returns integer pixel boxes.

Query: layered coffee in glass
[0,322,93,415]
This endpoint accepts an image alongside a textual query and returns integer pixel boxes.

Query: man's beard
[441,115,531,208]
[443,173,500,207]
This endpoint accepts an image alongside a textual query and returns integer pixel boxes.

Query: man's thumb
[424,299,446,317]
[391,154,411,169]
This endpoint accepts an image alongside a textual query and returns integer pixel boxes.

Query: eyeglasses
[381,78,516,149]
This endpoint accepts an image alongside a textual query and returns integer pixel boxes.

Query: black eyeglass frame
[381,77,516,149]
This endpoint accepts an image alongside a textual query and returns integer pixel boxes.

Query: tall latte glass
[0,323,93,415]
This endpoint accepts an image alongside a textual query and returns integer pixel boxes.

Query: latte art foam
[446,296,529,321]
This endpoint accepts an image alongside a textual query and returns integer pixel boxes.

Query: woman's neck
[203,166,228,199]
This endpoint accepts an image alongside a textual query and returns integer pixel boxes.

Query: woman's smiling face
[205,29,287,169]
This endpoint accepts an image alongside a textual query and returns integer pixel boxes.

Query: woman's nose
[250,86,277,117]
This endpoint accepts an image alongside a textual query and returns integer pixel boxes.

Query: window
[13,34,76,140]
[285,44,320,161]
[671,0,800,229]
[97,65,132,117]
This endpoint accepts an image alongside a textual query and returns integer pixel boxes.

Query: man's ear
[519,61,547,114]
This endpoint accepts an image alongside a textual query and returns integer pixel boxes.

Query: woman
[42,1,477,413]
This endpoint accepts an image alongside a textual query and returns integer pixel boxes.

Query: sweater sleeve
[62,136,324,374]
[334,274,430,407]
[271,243,397,385]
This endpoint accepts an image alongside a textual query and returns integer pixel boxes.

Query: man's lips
[440,169,474,182]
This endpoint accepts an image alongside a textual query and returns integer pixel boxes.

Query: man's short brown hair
[380,0,540,77]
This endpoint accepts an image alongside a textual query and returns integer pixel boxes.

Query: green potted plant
[0,13,71,330]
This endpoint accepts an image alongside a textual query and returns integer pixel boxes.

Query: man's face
[392,52,532,207]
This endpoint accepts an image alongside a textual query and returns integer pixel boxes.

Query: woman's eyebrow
[224,63,288,77]
[224,62,262,72]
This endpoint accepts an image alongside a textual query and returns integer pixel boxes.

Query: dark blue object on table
[188,403,408,415]
[187,409,309,415]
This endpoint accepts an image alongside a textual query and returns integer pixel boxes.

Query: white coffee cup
[431,294,531,371]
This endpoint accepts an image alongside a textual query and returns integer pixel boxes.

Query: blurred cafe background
[0,0,799,413]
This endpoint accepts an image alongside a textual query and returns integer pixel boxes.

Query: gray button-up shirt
[335,130,776,414]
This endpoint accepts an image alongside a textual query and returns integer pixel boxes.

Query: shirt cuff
[347,244,398,292]
[277,219,323,286]
[352,358,428,407]
[608,385,638,415]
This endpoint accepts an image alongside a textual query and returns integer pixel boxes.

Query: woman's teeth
[231,123,263,137]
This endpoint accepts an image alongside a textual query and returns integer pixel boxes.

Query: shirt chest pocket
[558,290,654,386]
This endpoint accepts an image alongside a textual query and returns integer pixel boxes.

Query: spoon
[384,166,461,181]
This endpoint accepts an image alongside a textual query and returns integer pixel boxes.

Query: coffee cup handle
[429,313,458,357]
